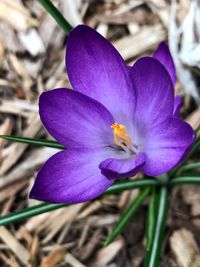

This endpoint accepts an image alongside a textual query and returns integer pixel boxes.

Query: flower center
[111,123,132,150]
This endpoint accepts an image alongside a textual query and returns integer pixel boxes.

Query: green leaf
[38,0,73,33]
[169,175,200,186]
[143,186,169,267]
[145,187,159,252]
[105,179,158,194]
[0,135,64,149]
[188,137,200,158]
[169,136,200,177]
[104,187,150,246]
[195,124,200,135]
[0,179,156,226]
[0,203,66,226]
[175,162,200,175]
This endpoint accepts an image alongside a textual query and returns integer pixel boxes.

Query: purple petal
[173,96,183,117]
[153,42,176,85]
[141,118,195,176]
[99,152,146,179]
[39,88,114,148]
[30,148,114,203]
[66,25,135,123]
[130,57,174,129]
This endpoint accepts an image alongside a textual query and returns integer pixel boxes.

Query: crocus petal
[153,42,176,85]
[173,96,183,117]
[39,88,114,149]
[66,25,135,123]
[99,152,146,179]
[30,149,114,203]
[141,118,195,176]
[130,57,174,131]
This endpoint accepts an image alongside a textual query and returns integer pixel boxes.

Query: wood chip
[186,107,200,131]
[0,0,37,31]
[113,25,166,60]
[41,203,84,244]
[40,246,66,267]
[0,253,20,267]
[91,238,124,267]
[18,29,45,56]
[169,0,200,103]
[170,228,200,267]
[0,147,58,188]
[65,253,86,267]
[181,186,200,216]
[0,1,199,266]
[0,226,29,265]
[78,201,102,219]
[0,99,37,118]
[0,34,5,60]
[0,114,41,176]
[0,118,13,151]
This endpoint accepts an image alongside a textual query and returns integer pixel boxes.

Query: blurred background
[0,0,200,266]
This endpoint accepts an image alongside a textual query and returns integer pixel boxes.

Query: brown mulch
[0,0,200,266]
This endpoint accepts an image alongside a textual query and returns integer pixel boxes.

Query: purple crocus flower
[30,25,195,203]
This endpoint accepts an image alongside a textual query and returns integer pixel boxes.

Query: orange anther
[111,123,132,149]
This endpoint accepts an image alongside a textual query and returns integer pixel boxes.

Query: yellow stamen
[111,123,132,149]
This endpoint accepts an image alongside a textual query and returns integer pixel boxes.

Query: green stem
[143,186,168,267]
[38,0,73,33]
[0,135,64,149]
[104,187,150,246]
[0,179,158,226]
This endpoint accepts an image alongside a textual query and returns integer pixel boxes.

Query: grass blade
[39,0,72,33]
[0,135,64,149]
[188,136,200,158]
[169,175,200,186]
[0,203,66,226]
[145,187,159,253]
[195,124,200,134]
[175,162,200,175]
[169,136,200,177]
[0,179,155,226]
[104,187,150,246]
[143,186,168,267]
[105,179,158,194]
